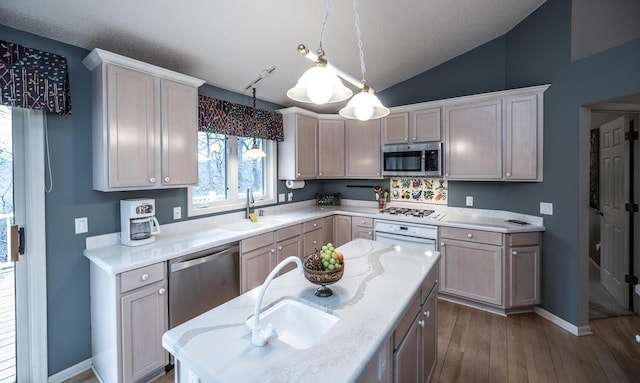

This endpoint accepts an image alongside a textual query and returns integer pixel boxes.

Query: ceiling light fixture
[287,0,352,105]
[243,87,267,160]
[339,0,389,121]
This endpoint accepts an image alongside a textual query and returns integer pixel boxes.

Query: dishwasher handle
[170,246,236,273]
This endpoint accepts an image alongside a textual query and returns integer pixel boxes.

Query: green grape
[328,264,335,270]
[322,245,328,251]
[329,258,336,265]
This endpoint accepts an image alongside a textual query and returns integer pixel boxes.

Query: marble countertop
[84,201,544,275]
[162,239,440,383]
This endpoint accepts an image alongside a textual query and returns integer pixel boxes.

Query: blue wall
[380,0,640,326]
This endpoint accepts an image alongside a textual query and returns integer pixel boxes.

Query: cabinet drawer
[422,263,439,304]
[303,218,324,233]
[241,232,275,253]
[393,291,421,350]
[352,217,373,228]
[509,232,540,247]
[277,224,302,241]
[440,227,502,246]
[120,263,165,293]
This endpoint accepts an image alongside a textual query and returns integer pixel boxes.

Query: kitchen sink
[246,297,339,350]
[223,221,273,231]
[257,216,293,225]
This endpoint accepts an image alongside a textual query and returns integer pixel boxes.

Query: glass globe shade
[304,66,333,105]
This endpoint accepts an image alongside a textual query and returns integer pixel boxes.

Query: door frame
[579,102,640,330]
[13,108,48,381]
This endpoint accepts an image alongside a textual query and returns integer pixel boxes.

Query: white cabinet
[278,109,318,180]
[444,99,503,180]
[383,108,441,145]
[83,48,204,191]
[333,215,352,247]
[346,119,382,178]
[303,218,325,256]
[90,262,168,383]
[318,118,345,178]
[507,232,542,307]
[240,232,276,293]
[504,94,543,181]
[351,217,374,240]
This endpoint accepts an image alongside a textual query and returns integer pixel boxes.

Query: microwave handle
[150,216,161,235]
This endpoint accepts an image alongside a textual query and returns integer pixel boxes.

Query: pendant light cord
[319,0,331,50]
[352,0,367,81]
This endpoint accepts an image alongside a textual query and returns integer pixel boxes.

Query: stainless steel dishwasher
[168,243,240,328]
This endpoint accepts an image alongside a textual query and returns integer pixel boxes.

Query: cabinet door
[440,238,503,306]
[106,64,157,188]
[411,107,441,142]
[346,119,382,178]
[422,291,437,383]
[393,315,421,383]
[295,114,318,179]
[318,119,345,178]
[303,228,325,256]
[352,217,374,240]
[324,216,334,245]
[333,215,352,247]
[505,95,539,181]
[241,246,274,293]
[276,235,303,276]
[161,79,199,186]
[121,281,168,383]
[383,112,409,144]
[508,245,541,307]
[444,100,502,180]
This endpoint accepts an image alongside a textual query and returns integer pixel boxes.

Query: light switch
[540,202,553,215]
[278,193,285,202]
[75,217,88,234]
[465,196,473,207]
[288,192,293,201]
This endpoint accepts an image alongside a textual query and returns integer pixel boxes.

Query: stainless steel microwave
[381,142,442,177]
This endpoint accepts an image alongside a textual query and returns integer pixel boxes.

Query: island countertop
[162,239,440,383]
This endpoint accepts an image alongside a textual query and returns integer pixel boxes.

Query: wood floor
[67,299,640,383]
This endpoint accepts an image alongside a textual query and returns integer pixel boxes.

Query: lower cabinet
[352,217,374,240]
[334,215,352,247]
[439,227,541,312]
[393,263,439,383]
[303,218,325,256]
[90,262,168,383]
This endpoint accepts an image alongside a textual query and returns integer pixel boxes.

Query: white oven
[374,220,438,251]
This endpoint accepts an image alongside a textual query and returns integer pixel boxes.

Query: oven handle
[170,247,235,273]
[374,231,437,245]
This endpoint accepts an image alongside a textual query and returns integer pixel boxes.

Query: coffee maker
[120,199,160,246]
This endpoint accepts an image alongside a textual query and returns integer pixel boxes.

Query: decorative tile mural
[389,178,448,205]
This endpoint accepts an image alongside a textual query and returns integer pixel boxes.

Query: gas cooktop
[380,207,435,218]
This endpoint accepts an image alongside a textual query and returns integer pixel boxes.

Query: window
[188,132,277,216]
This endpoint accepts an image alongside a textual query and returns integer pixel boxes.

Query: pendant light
[339,0,389,121]
[287,0,352,105]
[243,87,267,160]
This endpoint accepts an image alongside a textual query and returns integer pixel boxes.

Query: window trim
[187,137,277,217]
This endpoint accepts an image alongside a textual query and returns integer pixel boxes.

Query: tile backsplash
[388,177,448,205]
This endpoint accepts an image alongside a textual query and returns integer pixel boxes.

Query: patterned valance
[0,40,71,114]
[198,95,283,142]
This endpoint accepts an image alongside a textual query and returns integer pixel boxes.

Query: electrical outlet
[466,196,473,207]
[540,202,553,215]
[278,193,285,202]
[173,207,182,220]
[75,217,88,234]
[288,192,293,202]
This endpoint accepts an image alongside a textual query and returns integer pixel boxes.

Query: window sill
[188,197,277,218]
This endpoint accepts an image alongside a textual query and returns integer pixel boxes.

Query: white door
[599,116,629,307]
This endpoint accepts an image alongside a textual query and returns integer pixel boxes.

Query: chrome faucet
[248,256,303,347]
[246,187,255,219]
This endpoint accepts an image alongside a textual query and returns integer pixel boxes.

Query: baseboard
[533,306,593,336]
[48,358,92,383]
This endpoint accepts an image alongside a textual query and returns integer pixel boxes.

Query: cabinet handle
[158,288,166,295]
[313,223,317,227]
[313,240,317,245]
[506,172,511,177]
[412,137,417,141]
[405,137,409,142]
[418,320,425,327]
[513,251,518,256]
[278,246,283,251]
[141,273,149,281]
[467,233,473,238]
[271,248,275,253]
[440,242,445,247]
[368,231,372,235]
[149,177,155,183]
[445,173,449,177]
[164,176,170,182]
[296,172,301,177]
[361,220,366,224]
[319,172,323,176]
[424,310,430,318]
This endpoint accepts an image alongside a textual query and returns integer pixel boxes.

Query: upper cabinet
[345,119,382,178]
[443,85,549,182]
[278,109,318,180]
[83,49,204,191]
[382,108,441,145]
[318,117,345,178]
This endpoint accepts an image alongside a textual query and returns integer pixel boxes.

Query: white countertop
[162,239,440,383]
[84,200,544,275]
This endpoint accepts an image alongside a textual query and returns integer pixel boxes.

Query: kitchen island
[162,238,440,383]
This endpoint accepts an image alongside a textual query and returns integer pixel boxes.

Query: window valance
[0,40,71,114]
[198,95,283,142]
